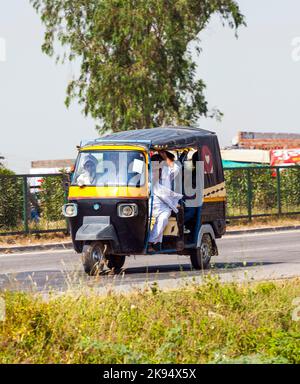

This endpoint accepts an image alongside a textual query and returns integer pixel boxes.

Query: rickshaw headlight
[62,203,78,217]
[117,203,138,218]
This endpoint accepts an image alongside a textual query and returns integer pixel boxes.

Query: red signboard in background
[270,149,300,167]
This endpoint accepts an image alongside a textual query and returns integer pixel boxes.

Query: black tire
[190,234,213,270]
[106,255,126,271]
[81,242,107,276]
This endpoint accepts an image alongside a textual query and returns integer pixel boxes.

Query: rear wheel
[190,234,212,270]
[82,242,106,276]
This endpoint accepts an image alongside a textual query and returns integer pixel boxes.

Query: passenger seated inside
[148,151,182,252]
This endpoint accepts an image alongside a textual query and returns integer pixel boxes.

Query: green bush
[224,166,300,217]
[0,168,23,230]
[38,174,68,222]
[224,169,248,216]
[281,168,300,211]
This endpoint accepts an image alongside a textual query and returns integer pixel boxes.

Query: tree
[31,0,245,133]
[0,155,4,169]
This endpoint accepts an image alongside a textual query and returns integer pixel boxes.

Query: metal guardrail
[224,165,300,221]
[0,173,69,236]
[0,165,300,236]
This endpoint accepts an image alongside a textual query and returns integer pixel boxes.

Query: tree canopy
[31,0,245,133]
[0,156,5,169]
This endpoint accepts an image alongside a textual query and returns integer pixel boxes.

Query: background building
[222,131,300,168]
[30,159,75,175]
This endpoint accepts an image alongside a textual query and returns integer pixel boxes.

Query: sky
[1,0,300,173]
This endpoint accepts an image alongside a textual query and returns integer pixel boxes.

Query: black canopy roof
[86,126,216,150]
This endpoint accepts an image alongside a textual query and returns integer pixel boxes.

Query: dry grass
[0,277,300,364]
[228,215,300,230]
[0,232,69,247]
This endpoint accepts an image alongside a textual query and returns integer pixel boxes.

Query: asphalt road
[0,230,300,293]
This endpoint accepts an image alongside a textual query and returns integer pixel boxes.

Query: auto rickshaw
[62,126,226,275]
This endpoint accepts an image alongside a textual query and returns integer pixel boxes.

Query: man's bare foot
[147,242,161,252]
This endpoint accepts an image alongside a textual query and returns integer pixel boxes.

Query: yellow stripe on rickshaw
[68,185,148,199]
[203,196,226,203]
[81,145,147,152]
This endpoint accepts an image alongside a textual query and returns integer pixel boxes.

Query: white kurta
[149,162,182,244]
[76,172,96,185]
[148,197,172,243]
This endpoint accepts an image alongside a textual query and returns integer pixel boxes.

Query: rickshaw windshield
[72,150,146,187]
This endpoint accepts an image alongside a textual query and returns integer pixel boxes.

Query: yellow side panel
[203,197,226,203]
[203,181,226,203]
[163,217,179,236]
[150,217,178,236]
[203,182,226,199]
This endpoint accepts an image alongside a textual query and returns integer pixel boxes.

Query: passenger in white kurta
[148,151,182,251]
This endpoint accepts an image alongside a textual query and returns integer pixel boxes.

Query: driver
[77,154,98,185]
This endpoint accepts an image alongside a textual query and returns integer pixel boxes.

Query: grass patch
[0,232,69,247]
[0,277,300,363]
[228,215,300,230]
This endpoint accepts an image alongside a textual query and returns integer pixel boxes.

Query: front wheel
[81,242,106,276]
[190,234,212,270]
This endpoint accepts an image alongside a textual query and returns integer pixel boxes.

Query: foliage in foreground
[31,0,245,132]
[0,278,300,364]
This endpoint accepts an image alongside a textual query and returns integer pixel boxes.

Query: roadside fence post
[246,168,252,221]
[22,175,29,234]
[276,167,282,216]
[63,173,70,234]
